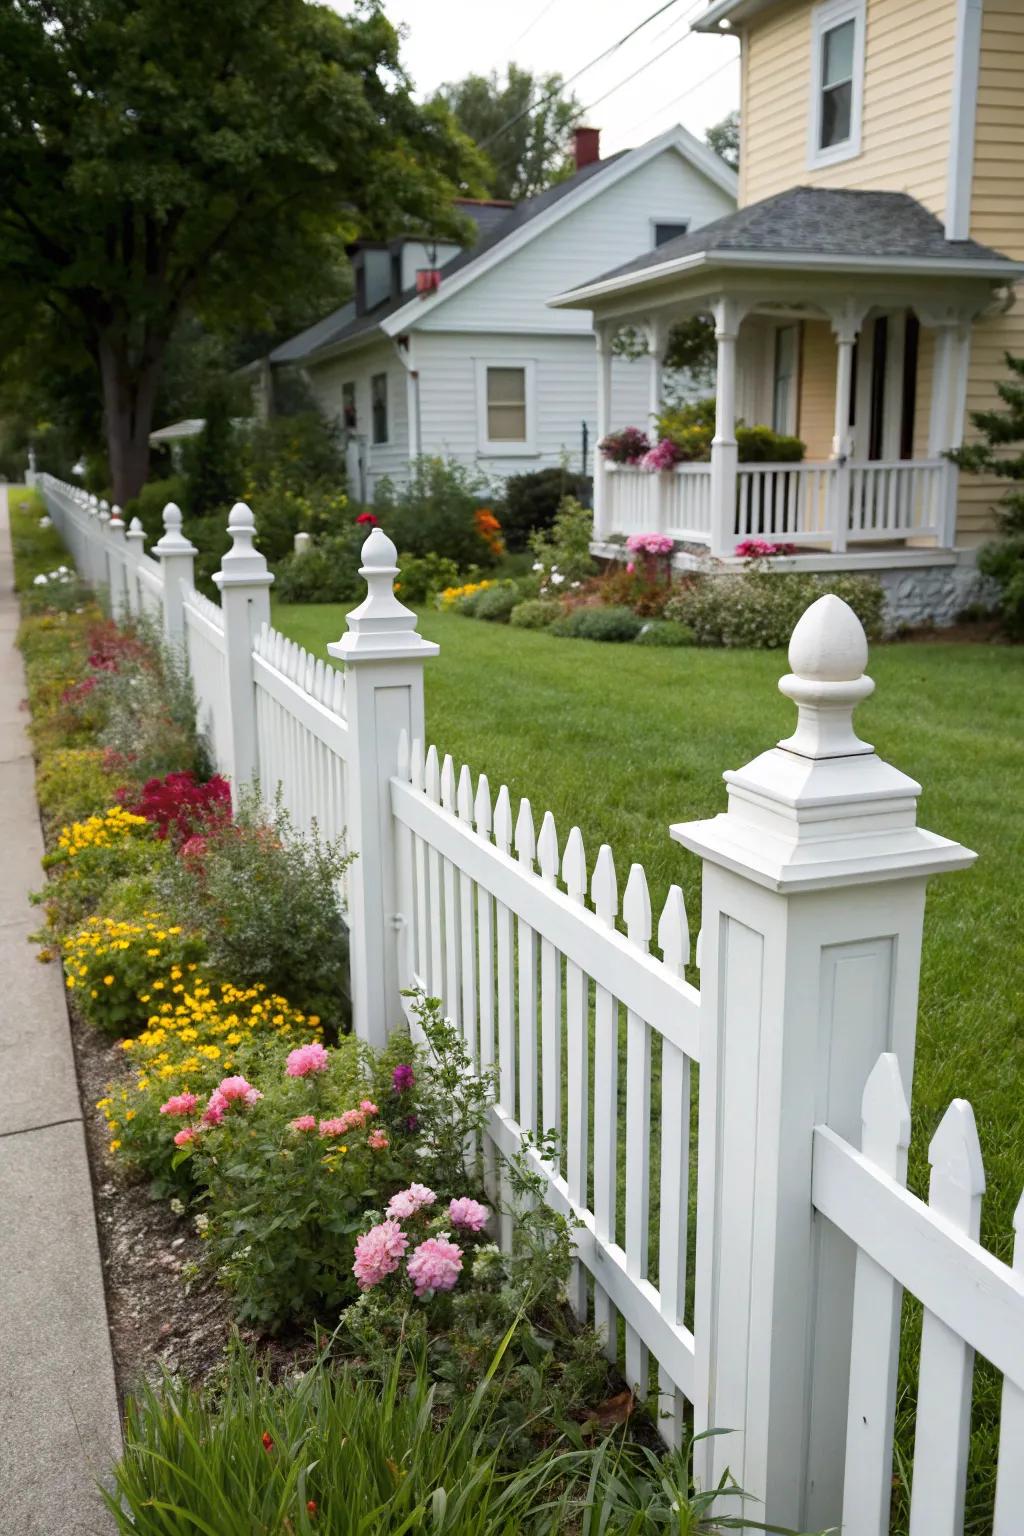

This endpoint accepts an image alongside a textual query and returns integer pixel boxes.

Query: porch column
[709,297,742,558]
[920,307,974,548]
[828,302,867,554]
[647,314,669,429]
[593,322,613,542]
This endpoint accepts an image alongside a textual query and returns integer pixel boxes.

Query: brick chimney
[573,125,600,171]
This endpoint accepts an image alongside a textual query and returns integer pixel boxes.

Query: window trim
[370,371,389,447]
[649,216,691,250]
[807,0,865,170]
[475,359,537,457]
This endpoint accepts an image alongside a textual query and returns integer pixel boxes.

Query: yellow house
[551,0,1024,624]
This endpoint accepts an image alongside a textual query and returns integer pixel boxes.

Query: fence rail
[36,471,1020,1534]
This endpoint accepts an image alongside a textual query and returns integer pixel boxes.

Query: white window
[772,325,799,435]
[370,372,388,445]
[808,0,865,169]
[475,360,537,456]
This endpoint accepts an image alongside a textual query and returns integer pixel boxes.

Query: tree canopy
[0,0,485,501]
[435,64,582,203]
[706,110,740,170]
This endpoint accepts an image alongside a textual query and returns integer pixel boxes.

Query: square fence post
[125,517,146,616]
[672,596,975,1531]
[329,528,438,1049]
[106,505,129,619]
[154,502,196,648]
[212,502,273,800]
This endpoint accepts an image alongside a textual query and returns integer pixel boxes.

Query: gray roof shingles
[575,186,1019,288]
[271,154,628,365]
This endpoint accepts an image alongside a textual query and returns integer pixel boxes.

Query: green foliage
[124,475,188,548]
[634,619,695,647]
[735,425,805,463]
[509,598,563,630]
[664,315,718,387]
[706,109,741,169]
[656,399,806,463]
[950,350,1024,638]
[35,748,111,827]
[155,788,352,1035]
[528,495,597,587]
[435,63,580,201]
[272,535,364,605]
[95,618,212,783]
[402,993,493,1192]
[394,551,461,605]
[472,583,521,623]
[664,570,885,649]
[374,458,501,568]
[501,467,591,552]
[181,381,246,516]
[550,606,644,643]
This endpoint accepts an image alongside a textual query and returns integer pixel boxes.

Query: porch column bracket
[917,305,976,460]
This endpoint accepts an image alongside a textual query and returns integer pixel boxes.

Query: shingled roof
[556,186,1021,295]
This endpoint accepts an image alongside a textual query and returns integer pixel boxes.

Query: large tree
[0,0,483,502]
[435,65,581,203]
[706,110,740,170]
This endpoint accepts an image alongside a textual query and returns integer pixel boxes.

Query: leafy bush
[125,475,189,547]
[63,910,206,1036]
[501,467,591,551]
[250,481,352,568]
[664,569,885,648]
[550,605,643,643]
[94,617,211,783]
[394,552,460,605]
[509,598,562,630]
[635,619,695,647]
[122,770,232,845]
[272,529,365,605]
[155,789,352,1035]
[528,495,596,589]
[735,424,805,462]
[373,458,501,568]
[182,381,247,516]
[951,350,1024,638]
[472,583,521,623]
[655,398,806,464]
[437,579,496,615]
[38,806,172,938]
[242,411,347,503]
[35,747,110,826]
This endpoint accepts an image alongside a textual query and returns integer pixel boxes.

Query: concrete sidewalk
[0,485,121,1534]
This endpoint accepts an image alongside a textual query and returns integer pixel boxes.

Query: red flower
[307,1501,318,1515]
[261,1431,274,1452]
[356,512,378,526]
[120,771,232,845]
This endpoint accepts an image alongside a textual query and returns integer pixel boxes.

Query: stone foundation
[876,561,996,630]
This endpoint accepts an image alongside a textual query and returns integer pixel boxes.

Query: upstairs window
[370,372,388,445]
[808,0,864,168]
[653,220,690,248]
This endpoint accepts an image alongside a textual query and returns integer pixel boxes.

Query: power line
[579,16,733,119]
[594,50,738,136]
[477,0,689,149]
[506,0,565,54]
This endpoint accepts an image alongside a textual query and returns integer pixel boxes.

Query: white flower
[38,516,52,528]
[33,573,47,586]
[531,561,544,572]
[169,1197,185,1217]
[550,572,565,586]
[571,581,581,590]
[194,1213,210,1235]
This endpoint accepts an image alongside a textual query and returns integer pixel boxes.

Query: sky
[334,0,740,158]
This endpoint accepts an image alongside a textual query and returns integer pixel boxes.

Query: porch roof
[550,187,1024,310]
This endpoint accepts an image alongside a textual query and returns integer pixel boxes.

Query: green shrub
[509,598,562,630]
[472,583,521,623]
[634,619,695,647]
[373,458,501,568]
[181,380,247,516]
[977,537,1024,637]
[35,747,111,826]
[125,475,189,548]
[550,605,643,642]
[155,789,353,1035]
[528,495,597,588]
[501,467,591,551]
[394,551,460,605]
[656,398,805,464]
[242,410,347,500]
[664,569,885,649]
[272,528,365,605]
[735,424,805,462]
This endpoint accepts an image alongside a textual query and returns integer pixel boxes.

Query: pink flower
[627,532,674,556]
[352,1219,408,1291]
[202,1090,227,1126]
[359,1099,379,1116]
[367,1128,389,1150]
[626,561,636,574]
[407,1235,463,1298]
[386,1183,436,1220]
[290,1115,317,1133]
[319,1112,366,1137]
[448,1197,489,1232]
[392,1063,415,1093]
[173,1126,198,1146]
[217,1075,262,1106]
[160,1092,199,1117]
[285,1042,329,1077]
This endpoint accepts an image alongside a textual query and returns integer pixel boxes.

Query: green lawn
[276,604,1022,1524]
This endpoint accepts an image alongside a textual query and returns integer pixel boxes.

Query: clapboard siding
[740,0,958,218]
[417,150,734,335]
[305,342,410,494]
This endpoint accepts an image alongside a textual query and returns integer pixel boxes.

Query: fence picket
[514,799,538,1138]
[623,864,653,1398]
[656,884,690,1444]
[456,766,478,1066]
[424,747,444,998]
[993,1192,1024,1534]
[842,1055,911,1536]
[537,811,562,1162]
[591,843,620,1360]
[562,825,590,1321]
[908,1100,985,1536]
[440,755,462,1037]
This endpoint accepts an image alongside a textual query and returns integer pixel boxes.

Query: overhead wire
[605,51,739,139]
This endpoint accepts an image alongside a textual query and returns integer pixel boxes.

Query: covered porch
[549,187,1024,560]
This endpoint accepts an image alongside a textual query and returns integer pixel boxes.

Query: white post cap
[154,501,197,556]
[213,501,274,589]
[329,526,439,663]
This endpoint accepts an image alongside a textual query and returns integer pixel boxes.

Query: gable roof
[271,123,738,367]
[550,186,1024,307]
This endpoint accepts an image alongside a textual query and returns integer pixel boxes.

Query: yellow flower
[109,1140,121,1152]
[103,975,114,986]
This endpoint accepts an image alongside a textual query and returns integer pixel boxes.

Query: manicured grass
[276,602,1022,1526]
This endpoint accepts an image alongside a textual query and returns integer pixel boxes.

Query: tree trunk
[97,329,167,506]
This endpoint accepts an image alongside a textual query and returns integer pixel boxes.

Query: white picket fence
[38,473,1024,1535]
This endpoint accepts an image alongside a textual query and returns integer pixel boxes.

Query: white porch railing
[602,457,955,552]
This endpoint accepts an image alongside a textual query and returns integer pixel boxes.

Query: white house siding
[304,341,410,495]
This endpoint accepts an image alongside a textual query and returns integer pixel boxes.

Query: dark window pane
[371,373,388,444]
[654,221,690,247]
[823,18,855,87]
[821,80,852,147]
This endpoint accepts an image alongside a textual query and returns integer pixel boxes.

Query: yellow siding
[797,320,836,459]
[740,0,958,216]
[958,0,1024,542]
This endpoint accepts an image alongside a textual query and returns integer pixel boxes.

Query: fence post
[671,595,975,1531]
[154,502,196,648]
[212,502,274,799]
[328,527,438,1049]
[125,517,146,616]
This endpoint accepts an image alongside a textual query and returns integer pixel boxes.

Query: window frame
[650,216,691,250]
[341,380,357,432]
[807,0,865,170]
[475,359,537,457]
[370,371,389,447]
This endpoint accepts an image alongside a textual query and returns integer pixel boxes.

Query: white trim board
[946,0,983,241]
